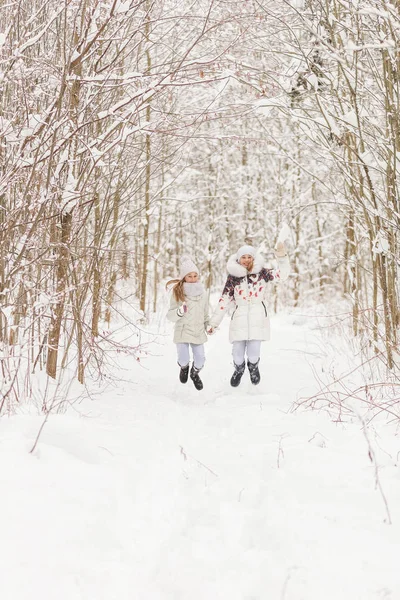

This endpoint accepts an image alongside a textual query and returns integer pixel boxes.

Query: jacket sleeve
[273,253,290,282]
[166,295,184,323]
[208,276,235,328]
[262,254,290,283]
[204,296,210,328]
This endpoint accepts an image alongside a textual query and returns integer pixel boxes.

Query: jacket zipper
[261,301,267,317]
[231,305,238,320]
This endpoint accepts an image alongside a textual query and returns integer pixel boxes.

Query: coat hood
[227,252,265,277]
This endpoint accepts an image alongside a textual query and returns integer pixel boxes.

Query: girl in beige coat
[167,255,209,391]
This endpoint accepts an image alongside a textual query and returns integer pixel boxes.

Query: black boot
[230,361,245,387]
[179,364,189,384]
[190,365,203,391]
[247,359,260,385]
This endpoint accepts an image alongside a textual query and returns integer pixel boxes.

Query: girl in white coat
[208,242,289,387]
[166,255,209,391]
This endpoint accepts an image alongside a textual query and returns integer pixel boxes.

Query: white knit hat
[236,245,255,261]
[179,254,199,279]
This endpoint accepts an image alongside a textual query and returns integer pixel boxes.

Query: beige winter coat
[167,292,210,344]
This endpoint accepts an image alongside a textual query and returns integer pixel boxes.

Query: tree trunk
[91,191,101,338]
[46,212,72,379]
[139,21,152,315]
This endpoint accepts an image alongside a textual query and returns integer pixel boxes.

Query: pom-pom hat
[236,245,255,261]
[179,254,199,279]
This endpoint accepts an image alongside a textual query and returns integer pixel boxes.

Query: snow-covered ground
[1,312,399,600]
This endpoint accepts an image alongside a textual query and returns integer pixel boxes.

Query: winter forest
[1,0,400,598]
[1,0,399,402]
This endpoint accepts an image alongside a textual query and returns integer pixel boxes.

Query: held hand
[207,327,215,335]
[274,241,287,258]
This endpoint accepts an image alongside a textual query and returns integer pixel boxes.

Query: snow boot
[179,364,189,384]
[190,365,203,391]
[247,359,260,385]
[230,361,245,387]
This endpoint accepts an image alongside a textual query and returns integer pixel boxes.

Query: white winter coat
[209,252,290,343]
[167,292,209,344]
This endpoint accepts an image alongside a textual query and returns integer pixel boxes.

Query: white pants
[176,343,205,370]
[232,340,261,366]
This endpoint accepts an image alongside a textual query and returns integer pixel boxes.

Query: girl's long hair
[166,278,186,303]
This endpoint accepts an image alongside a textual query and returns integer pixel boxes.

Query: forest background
[0,0,399,419]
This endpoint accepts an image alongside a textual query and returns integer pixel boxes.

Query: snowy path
[1,314,400,600]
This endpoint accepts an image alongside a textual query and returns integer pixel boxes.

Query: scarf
[183,281,205,297]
